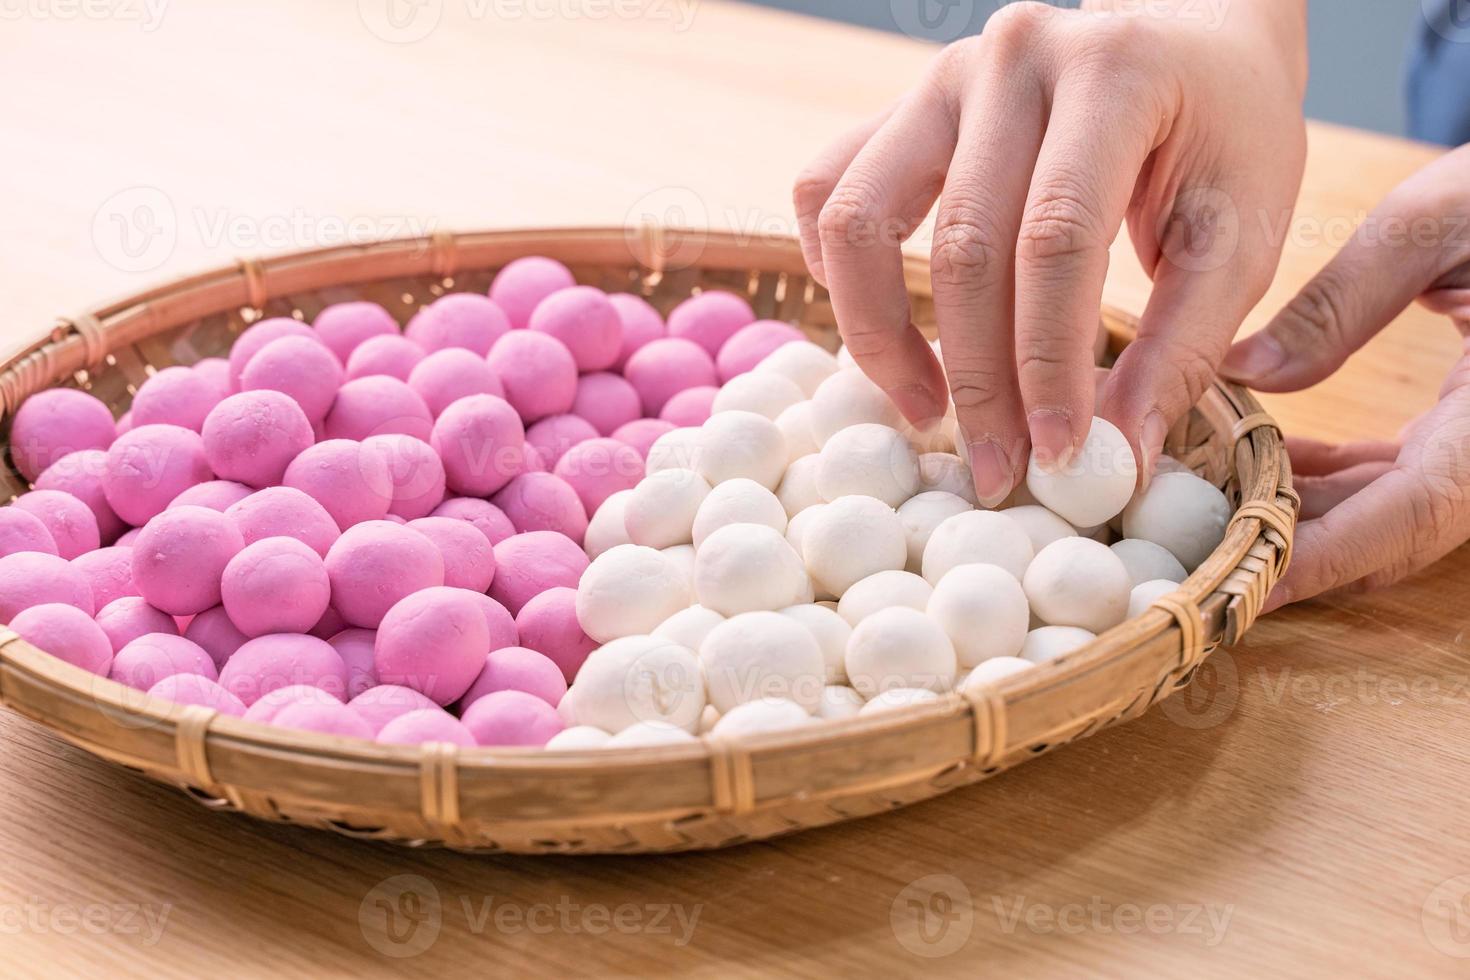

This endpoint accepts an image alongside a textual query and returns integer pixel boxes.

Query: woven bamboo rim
[0,227,1296,854]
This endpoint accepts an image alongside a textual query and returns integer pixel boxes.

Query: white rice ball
[1022,537,1130,633]
[815,684,865,720]
[921,510,1034,584]
[712,372,805,420]
[544,725,613,750]
[784,503,824,560]
[779,602,852,683]
[697,410,787,489]
[605,721,700,748]
[709,697,813,738]
[1128,578,1178,619]
[928,563,1030,667]
[1121,472,1231,571]
[802,495,907,596]
[698,704,720,734]
[700,611,825,713]
[1002,505,1078,554]
[645,426,702,476]
[836,345,857,369]
[836,569,933,626]
[1025,416,1138,527]
[566,634,705,733]
[897,491,973,572]
[809,368,904,445]
[845,606,956,698]
[816,423,920,508]
[775,453,823,518]
[1111,538,1188,587]
[576,544,692,642]
[653,605,725,653]
[584,489,634,560]
[860,687,941,715]
[917,452,978,505]
[691,478,787,549]
[757,341,839,396]
[623,467,711,549]
[693,522,810,616]
[774,400,820,462]
[1020,626,1097,665]
[960,656,1036,692]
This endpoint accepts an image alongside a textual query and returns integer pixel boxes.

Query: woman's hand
[1222,145,1470,609]
[794,0,1307,504]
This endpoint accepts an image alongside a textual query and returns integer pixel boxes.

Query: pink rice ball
[624,338,718,416]
[324,520,444,628]
[310,604,348,640]
[345,334,426,382]
[9,388,116,482]
[461,689,564,747]
[226,486,341,557]
[466,591,519,652]
[374,586,489,705]
[13,490,99,560]
[485,332,578,423]
[169,480,254,512]
[36,450,125,544]
[363,434,447,520]
[242,683,342,725]
[492,472,589,543]
[11,603,112,676]
[221,536,331,637]
[227,317,318,389]
[0,506,58,559]
[71,545,136,609]
[96,597,176,654]
[271,700,374,739]
[219,633,349,706]
[202,390,315,488]
[514,585,597,683]
[111,633,217,690]
[488,531,588,617]
[312,301,399,362]
[282,439,394,530]
[131,505,244,616]
[130,366,220,432]
[324,376,433,442]
[406,516,496,592]
[326,628,378,699]
[348,684,439,734]
[489,255,576,329]
[572,372,642,437]
[528,286,623,372]
[0,551,94,620]
[115,411,134,435]
[429,394,525,496]
[552,437,643,514]
[612,418,676,460]
[429,497,515,546]
[525,414,599,469]
[716,319,805,382]
[182,605,248,668]
[376,708,477,747]
[608,293,666,371]
[240,335,344,423]
[459,646,567,710]
[405,293,512,355]
[193,357,232,399]
[667,290,756,356]
[407,348,505,418]
[659,385,718,427]
[102,424,213,526]
[146,674,247,717]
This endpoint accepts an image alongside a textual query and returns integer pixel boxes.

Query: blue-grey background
[744,0,1419,137]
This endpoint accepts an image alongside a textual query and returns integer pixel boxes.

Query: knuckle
[946,370,1009,414]
[1278,271,1354,354]
[931,205,1007,292]
[1015,343,1072,388]
[1404,469,1463,546]
[983,1,1056,47]
[817,185,882,252]
[1017,187,1107,265]
[792,169,835,219]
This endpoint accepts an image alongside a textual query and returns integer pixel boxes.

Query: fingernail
[1221,333,1286,383]
[1028,410,1076,472]
[967,438,1014,508]
[888,384,946,429]
[1140,411,1169,490]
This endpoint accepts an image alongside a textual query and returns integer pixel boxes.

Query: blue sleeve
[1408,1,1470,145]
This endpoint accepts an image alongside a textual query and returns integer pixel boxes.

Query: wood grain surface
[3,2,1469,977]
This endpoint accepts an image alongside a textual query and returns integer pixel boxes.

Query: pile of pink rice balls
[1,254,1228,750]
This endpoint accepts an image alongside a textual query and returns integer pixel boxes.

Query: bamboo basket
[0,227,1297,854]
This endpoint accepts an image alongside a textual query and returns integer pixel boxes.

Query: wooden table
[4,3,1468,977]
